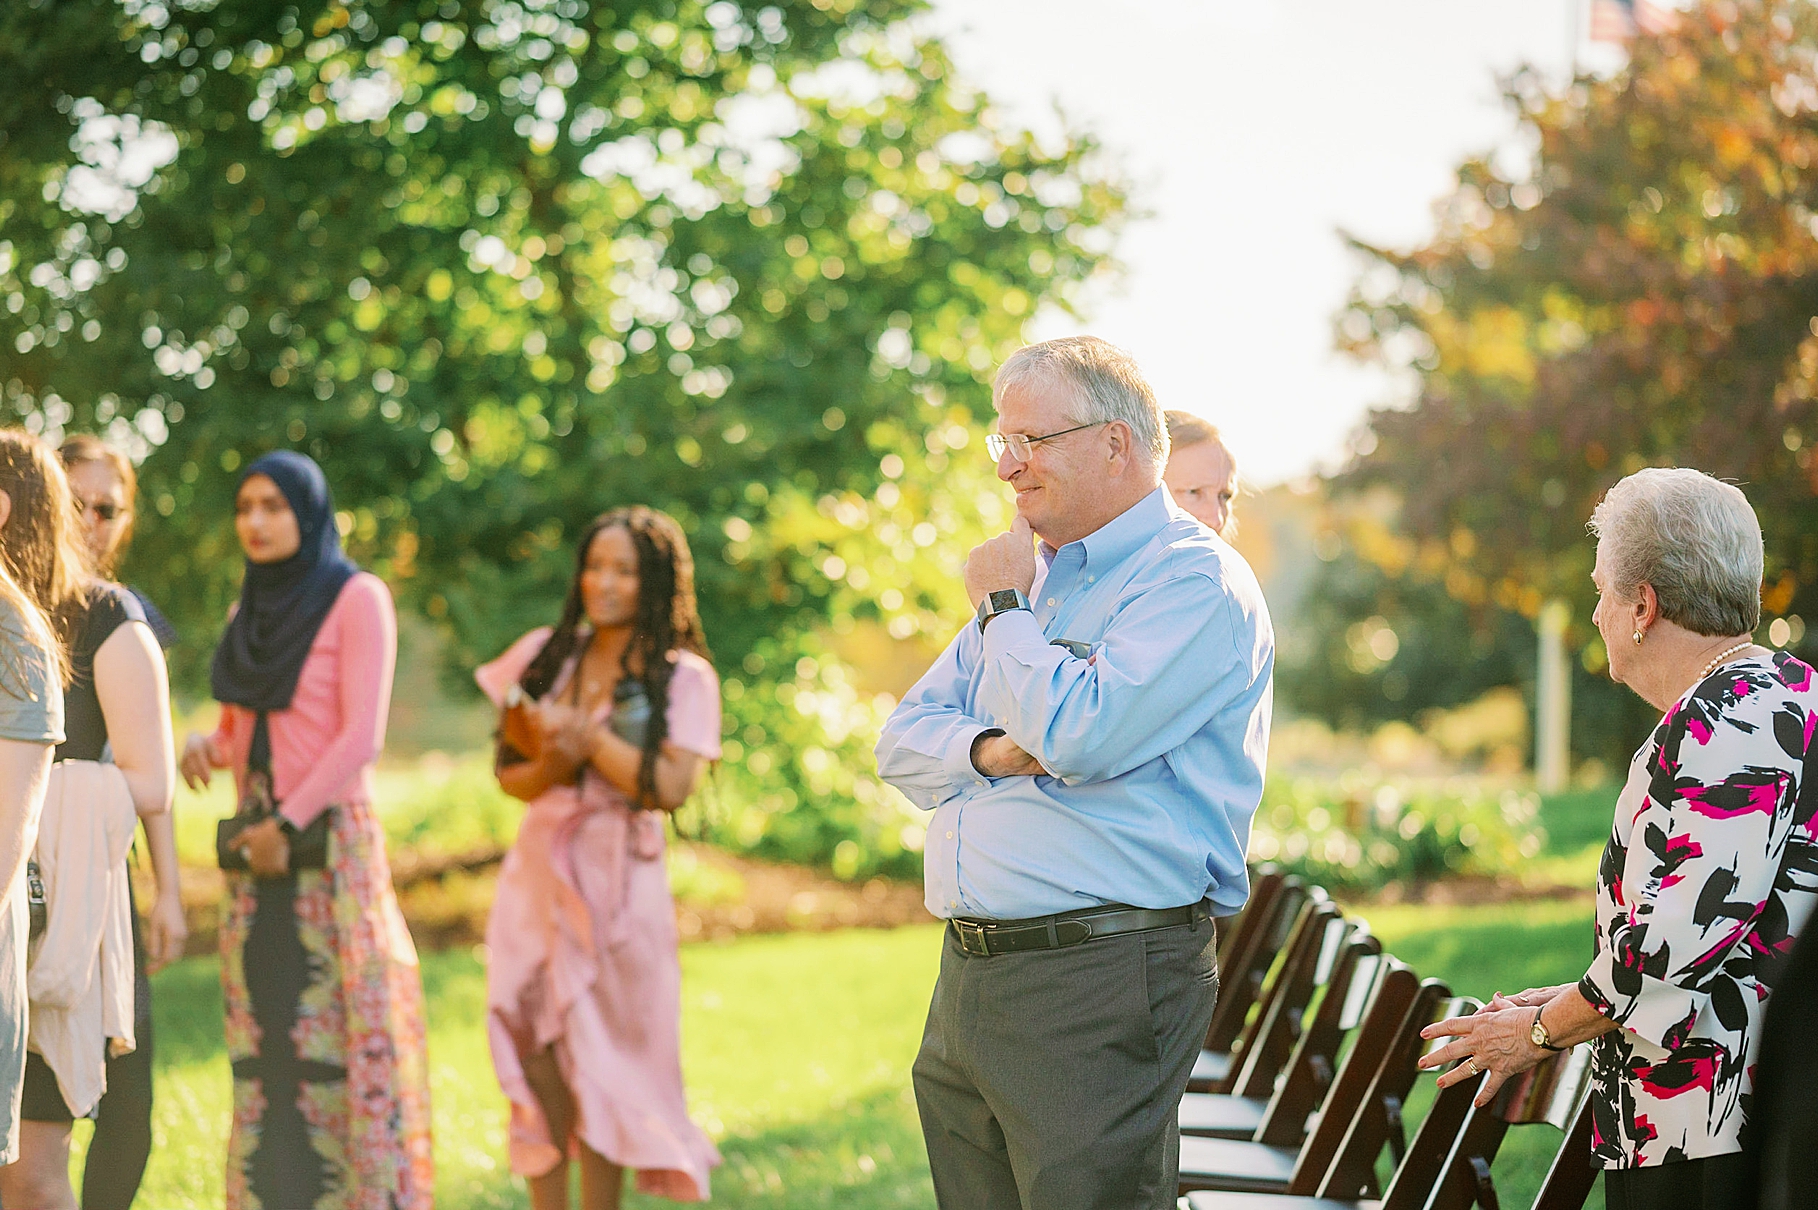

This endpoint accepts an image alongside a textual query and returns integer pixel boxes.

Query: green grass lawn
[1535,787,1619,858]
[69,901,1603,1209]
[74,927,944,1209]
[1359,897,1596,1003]
[1358,897,1603,1210]
[1520,785,1619,890]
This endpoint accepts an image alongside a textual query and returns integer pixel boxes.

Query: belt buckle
[954,919,992,957]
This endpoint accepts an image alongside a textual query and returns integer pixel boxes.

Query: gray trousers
[912,917,1218,1209]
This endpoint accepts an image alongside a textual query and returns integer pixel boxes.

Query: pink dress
[475,629,723,1199]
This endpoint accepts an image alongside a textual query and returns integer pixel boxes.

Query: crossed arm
[969,728,1044,778]
[959,518,1047,780]
[877,576,1257,805]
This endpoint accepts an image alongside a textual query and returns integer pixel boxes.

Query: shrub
[1247,776,1547,892]
[687,635,927,882]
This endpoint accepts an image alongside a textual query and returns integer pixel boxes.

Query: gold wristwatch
[1530,1006,1564,1052]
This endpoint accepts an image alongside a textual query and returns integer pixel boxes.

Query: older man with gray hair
[877,336,1275,1207]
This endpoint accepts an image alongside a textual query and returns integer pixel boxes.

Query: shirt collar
[1038,485,1172,573]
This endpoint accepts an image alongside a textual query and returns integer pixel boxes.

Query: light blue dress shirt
[876,486,1274,922]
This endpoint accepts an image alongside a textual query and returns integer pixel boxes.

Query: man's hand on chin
[971,731,1046,778]
[964,514,1039,608]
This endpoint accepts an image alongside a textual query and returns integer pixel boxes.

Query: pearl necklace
[1698,641,1755,681]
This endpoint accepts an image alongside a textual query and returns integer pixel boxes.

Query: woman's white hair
[1588,467,1763,637]
[993,336,1168,466]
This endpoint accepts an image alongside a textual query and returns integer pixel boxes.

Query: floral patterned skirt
[219,800,433,1210]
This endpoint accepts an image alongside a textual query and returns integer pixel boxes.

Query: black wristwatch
[975,588,1031,634]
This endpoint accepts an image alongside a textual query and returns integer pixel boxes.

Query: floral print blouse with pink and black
[1580,652,1818,1168]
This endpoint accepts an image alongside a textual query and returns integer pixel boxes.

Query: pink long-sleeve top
[208,573,396,830]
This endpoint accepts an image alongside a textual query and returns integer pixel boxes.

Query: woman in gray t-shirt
[0,429,81,1178]
[0,592,66,1167]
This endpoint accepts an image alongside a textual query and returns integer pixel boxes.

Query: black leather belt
[948,900,1211,958]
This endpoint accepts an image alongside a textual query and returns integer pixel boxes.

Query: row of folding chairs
[1176,871,1598,1210]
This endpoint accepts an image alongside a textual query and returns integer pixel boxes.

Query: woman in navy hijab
[178,451,433,1209]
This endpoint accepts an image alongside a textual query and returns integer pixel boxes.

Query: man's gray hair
[1588,467,1763,637]
[994,336,1168,466]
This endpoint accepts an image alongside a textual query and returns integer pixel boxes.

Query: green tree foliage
[1277,508,1536,732]
[0,0,1126,873]
[1302,0,1818,760]
[1279,505,1654,765]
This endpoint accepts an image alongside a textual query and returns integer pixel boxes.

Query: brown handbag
[497,674,593,784]
[497,683,542,765]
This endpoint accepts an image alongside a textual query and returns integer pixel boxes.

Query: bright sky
[927,0,1628,488]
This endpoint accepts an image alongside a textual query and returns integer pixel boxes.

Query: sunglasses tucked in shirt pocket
[1050,638,1099,663]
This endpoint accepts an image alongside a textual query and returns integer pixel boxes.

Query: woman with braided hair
[476,506,722,1208]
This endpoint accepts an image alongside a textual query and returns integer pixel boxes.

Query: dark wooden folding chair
[1182,1045,1482,1210]
[1528,1076,1598,1210]
[1225,908,1353,1097]
[1182,1038,1596,1210]
[1298,991,1479,1203]
[1208,898,1349,1101]
[1417,1044,1594,1210]
[1181,929,1383,1141]
[1176,962,1452,1196]
[1201,873,1301,1072]
[1191,880,1317,1092]
[1218,868,1289,974]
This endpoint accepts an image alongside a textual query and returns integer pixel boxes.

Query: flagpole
[1567,0,1580,78]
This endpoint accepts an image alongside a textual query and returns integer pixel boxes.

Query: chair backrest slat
[1529,1084,1598,1210]
[1337,954,1382,1030]
[1253,930,1385,1146]
[1304,978,1457,1198]
[1217,868,1285,971]
[1312,914,1349,984]
[1501,1042,1592,1130]
[1204,877,1309,1054]
[1226,899,1347,1096]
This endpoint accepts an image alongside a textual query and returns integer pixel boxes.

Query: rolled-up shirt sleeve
[876,628,995,811]
[1578,705,1800,1050]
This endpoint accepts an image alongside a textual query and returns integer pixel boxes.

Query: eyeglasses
[75,499,121,522]
[985,422,1105,463]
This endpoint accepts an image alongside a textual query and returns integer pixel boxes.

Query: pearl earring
[1632,629,1644,646]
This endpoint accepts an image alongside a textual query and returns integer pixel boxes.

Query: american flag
[1589,0,1677,43]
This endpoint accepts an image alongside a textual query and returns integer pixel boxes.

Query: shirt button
[1088,575,1095,583]
[1046,597,1056,606]
[946,831,954,839]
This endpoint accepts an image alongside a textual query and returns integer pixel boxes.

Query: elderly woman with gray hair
[1419,467,1818,1210]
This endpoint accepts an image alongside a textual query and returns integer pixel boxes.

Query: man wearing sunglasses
[877,336,1274,1208]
